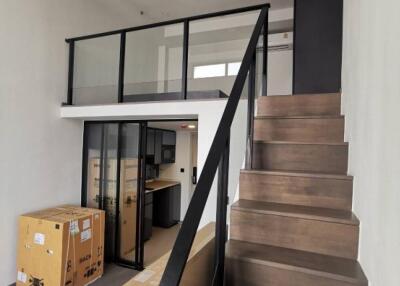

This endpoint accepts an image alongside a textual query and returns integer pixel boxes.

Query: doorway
[82,122,146,269]
[81,119,198,272]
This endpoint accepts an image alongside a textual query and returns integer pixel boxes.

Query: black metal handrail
[64,4,268,106]
[159,6,269,285]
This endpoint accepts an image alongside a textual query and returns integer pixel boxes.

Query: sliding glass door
[82,122,146,269]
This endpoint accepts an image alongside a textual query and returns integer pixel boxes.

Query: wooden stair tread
[264,93,341,98]
[254,140,349,146]
[232,200,359,225]
[255,115,344,119]
[241,169,353,180]
[227,240,368,284]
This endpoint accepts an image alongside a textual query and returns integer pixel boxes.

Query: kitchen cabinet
[162,130,176,146]
[146,128,155,156]
[154,129,163,165]
[170,185,181,222]
[146,128,176,164]
[153,184,181,228]
[144,192,153,241]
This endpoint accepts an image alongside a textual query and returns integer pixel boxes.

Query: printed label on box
[17,270,27,283]
[70,220,80,235]
[81,229,92,242]
[83,218,91,230]
[34,233,45,245]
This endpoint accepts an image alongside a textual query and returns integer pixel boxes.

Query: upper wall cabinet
[162,130,176,146]
[146,128,176,164]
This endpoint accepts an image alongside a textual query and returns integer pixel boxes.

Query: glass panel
[187,10,260,98]
[123,23,184,102]
[101,124,119,261]
[118,123,140,263]
[73,35,120,105]
[85,124,103,209]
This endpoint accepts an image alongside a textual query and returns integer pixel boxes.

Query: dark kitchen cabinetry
[153,184,181,228]
[146,128,176,164]
[144,192,153,241]
[154,130,163,164]
[162,130,176,146]
[146,128,155,156]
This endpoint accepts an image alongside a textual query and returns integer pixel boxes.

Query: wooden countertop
[145,180,180,193]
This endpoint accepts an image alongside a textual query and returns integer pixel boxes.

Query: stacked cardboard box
[16,205,105,286]
[87,158,138,261]
[87,158,138,207]
[117,159,138,261]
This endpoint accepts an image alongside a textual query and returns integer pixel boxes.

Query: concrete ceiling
[125,0,294,23]
[148,121,198,131]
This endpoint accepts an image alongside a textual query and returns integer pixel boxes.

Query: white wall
[60,98,248,228]
[0,1,152,284]
[342,1,400,285]
[266,49,293,95]
[159,131,195,221]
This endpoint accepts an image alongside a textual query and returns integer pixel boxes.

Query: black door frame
[81,118,197,271]
[81,120,146,270]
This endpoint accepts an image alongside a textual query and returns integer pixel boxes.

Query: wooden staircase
[225,94,368,285]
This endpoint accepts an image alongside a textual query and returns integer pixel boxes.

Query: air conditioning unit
[258,32,293,51]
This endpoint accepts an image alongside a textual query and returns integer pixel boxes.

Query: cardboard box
[16,206,105,286]
[119,191,137,261]
[87,158,138,208]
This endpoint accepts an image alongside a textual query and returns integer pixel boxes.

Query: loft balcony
[63,4,294,107]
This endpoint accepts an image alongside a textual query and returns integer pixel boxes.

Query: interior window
[193,63,225,79]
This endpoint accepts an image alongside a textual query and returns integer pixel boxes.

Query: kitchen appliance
[161,145,175,164]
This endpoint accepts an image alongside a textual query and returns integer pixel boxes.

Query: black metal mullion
[81,123,89,207]
[114,123,123,262]
[262,16,269,96]
[212,133,230,286]
[181,20,189,100]
[135,123,147,270]
[66,41,75,105]
[99,124,106,210]
[118,32,126,103]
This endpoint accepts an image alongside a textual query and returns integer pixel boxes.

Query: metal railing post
[159,6,269,286]
[118,32,126,103]
[182,20,189,100]
[213,133,230,286]
[262,14,269,96]
[66,40,75,105]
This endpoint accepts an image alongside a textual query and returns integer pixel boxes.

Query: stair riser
[230,209,359,259]
[254,118,344,143]
[226,258,366,286]
[252,143,348,174]
[257,94,341,117]
[239,173,353,210]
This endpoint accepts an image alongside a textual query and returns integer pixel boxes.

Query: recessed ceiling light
[188,125,196,129]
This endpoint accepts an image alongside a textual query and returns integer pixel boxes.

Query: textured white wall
[342,1,400,285]
[0,1,152,284]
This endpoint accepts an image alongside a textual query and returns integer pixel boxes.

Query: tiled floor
[91,264,138,286]
[93,224,181,286]
[144,224,181,266]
